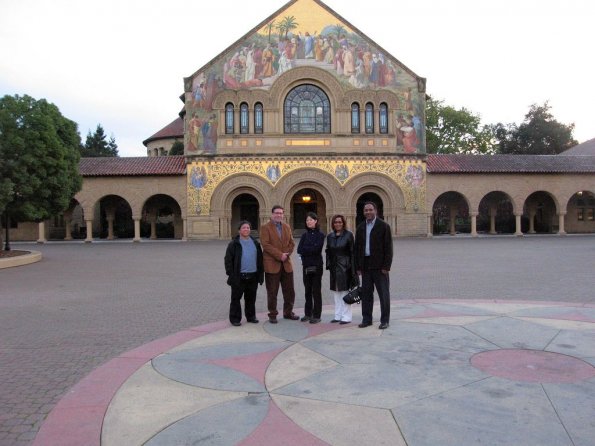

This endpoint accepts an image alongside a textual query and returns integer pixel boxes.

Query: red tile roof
[142,117,184,146]
[427,154,595,174]
[79,156,186,177]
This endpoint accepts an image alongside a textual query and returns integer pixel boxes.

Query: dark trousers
[361,263,391,325]
[265,269,296,318]
[302,266,322,319]
[229,276,258,323]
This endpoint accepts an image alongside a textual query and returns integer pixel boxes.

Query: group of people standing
[224,202,393,329]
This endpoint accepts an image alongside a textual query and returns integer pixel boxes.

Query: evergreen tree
[169,140,184,155]
[81,124,119,157]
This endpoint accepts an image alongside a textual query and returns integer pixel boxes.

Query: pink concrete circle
[471,349,595,383]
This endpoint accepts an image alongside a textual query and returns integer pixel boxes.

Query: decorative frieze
[187,156,426,216]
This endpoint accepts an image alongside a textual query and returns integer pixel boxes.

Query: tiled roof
[142,117,184,146]
[562,138,595,156]
[79,156,186,177]
[426,154,595,174]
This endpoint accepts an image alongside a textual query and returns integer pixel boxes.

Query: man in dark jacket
[224,221,264,326]
[354,202,393,329]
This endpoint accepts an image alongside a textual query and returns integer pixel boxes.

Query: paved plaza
[1,235,594,445]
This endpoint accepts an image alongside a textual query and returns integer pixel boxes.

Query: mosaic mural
[185,0,425,154]
[187,158,426,215]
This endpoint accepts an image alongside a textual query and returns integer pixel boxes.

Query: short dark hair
[237,220,251,230]
[305,211,319,229]
[363,201,377,210]
[271,205,284,213]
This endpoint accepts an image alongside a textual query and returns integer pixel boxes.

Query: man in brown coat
[260,205,299,323]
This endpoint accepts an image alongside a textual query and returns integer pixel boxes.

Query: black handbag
[342,287,361,305]
[305,266,318,275]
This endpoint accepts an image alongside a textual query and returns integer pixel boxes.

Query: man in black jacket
[224,221,264,326]
[354,202,393,329]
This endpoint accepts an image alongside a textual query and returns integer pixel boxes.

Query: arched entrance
[97,195,133,239]
[356,192,384,227]
[291,188,327,235]
[432,192,470,235]
[523,192,557,234]
[478,191,515,234]
[231,193,260,233]
[142,194,183,239]
[565,190,595,233]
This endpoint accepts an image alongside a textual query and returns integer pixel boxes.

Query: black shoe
[358,322,372,328]
[300,316,311,322]
[339,321,351,325]
[309,318,321,324]
[284,314,299,320]
[269,318,278,324]
[247,319,259,323]
[231,321,241,326]
[378,323,389,329]
[330,319,340,323]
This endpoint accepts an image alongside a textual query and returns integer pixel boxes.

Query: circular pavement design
[33,299,595,446]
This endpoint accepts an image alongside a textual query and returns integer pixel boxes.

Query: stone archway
[523,191,558,234]
[231,193,260,234]
[96,195,134,239]
[346,174,404,235]
[478,191,515,235]
[290,188,327,235]
[432,191,470,236]
[141,194,183,239]
[565,190,595,233]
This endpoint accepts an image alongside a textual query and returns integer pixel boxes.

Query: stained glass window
[284,84,330,133]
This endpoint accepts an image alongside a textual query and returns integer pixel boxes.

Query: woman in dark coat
[297,212,325,323]
[325,214,358,324]
[224,221,264,326]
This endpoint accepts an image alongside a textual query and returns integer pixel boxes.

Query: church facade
[4,0,595,243]
[183,0,428,239]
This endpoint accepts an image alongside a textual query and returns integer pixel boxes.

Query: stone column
[470,212,478,237]
[489,205,497,235]
[449,206,457,235]
[106,218,114,240]
[427,214,433,238]
[64,215,73,241]
[182,217,188,241]
[528,207,536,234]
[37,221,47,244]
[133,217,141,242]
[148,212,157,240]
[85,219,93,243]
[220,217,230,239]
[514,213,523,236]
[557,212,567,235]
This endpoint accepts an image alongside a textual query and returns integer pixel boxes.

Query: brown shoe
[283,314,299,320]
[268,317,278,324]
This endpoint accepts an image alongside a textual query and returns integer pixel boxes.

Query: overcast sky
[1,0,593,156]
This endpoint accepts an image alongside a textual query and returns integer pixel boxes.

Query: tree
[493,102,577,155]
[80,124,119,157]
[169,140,184,155]
[425,97,496,154]
[265,20,276,43]
[276,16,298,39]
[0,94,82,248]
